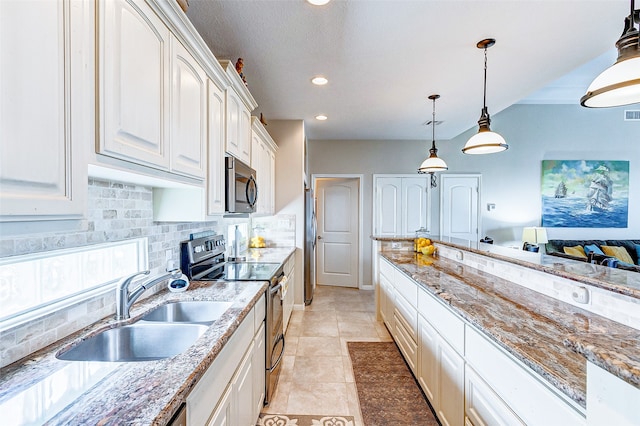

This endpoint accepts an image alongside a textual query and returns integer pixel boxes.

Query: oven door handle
[270,282,283,295]
[268,334,285,372]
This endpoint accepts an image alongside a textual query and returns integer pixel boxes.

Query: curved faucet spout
[115,269,182,320]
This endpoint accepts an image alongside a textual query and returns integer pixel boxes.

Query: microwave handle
[247,174,258,208]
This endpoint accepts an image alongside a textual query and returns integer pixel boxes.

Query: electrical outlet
[571,286,590,304]
[487,203,496,211]
[391,242,401,249]
[165,249,172,261]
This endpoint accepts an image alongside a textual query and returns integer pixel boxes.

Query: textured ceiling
[186,0,628,140]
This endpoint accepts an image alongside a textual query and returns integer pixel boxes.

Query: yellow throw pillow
[563,245,587,258]
[601,246,634,264]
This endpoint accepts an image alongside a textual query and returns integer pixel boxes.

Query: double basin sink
[57,301,232,362]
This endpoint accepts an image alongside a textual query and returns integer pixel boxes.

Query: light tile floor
[261,285,393,425]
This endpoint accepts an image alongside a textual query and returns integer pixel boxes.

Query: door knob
[317,236,323,240]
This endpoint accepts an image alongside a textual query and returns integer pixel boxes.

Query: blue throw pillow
[636,244,640,265]
[584,244,604,256]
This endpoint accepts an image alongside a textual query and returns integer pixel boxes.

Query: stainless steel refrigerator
[304,187,316,305]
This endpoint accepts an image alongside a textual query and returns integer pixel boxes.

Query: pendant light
[581,0,640,107]
[462,38,509,155]
[418,94,448,187]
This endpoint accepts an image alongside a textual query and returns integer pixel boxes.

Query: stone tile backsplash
[0,178,220,367]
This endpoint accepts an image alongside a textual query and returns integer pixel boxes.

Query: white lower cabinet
[465,365,524,426]
[187,295,266,426]
[417,315,464,426]
[465,326,585,426]
[283,255,295,332]
[380,255,586,426]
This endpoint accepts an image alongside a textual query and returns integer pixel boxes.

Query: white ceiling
[186,0,628,140]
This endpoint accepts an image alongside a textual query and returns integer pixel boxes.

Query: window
[0,238,148,327]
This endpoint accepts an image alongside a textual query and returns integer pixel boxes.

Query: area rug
[258,414,355,426]
[347,341,439,426]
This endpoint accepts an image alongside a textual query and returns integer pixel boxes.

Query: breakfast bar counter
[374,236,640,424]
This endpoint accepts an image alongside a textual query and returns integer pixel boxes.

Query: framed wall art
[541,160,629,228]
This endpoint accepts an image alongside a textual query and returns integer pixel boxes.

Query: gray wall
[308,103,640,285]
[307,139,429,286]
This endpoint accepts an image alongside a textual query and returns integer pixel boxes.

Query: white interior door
[316,178,359,288]
[440,174,481,241]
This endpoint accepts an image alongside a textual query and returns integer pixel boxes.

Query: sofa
[545,239,640,273]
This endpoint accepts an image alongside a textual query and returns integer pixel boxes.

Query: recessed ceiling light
[311,76,328,86]
[307,0,331,5]
[315,114,328,121]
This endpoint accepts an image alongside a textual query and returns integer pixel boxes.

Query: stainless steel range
[180,235,285,406]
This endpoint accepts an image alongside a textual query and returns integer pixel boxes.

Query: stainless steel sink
[140,301,233,325]
[56,323,208,362]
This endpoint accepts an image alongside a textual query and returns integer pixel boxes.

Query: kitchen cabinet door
[375,177,402,235]
[207,78,226,215]
[438,337,465,426]
[418,315,439,405]
[374,176,429,236]
[233,342,255,426]
[251,117,277,215]
[225,88,249,163]
[401,177,429,235]
[0,0,90,221]
[99,0,170,169]
[252,322,266,420]
[206,386,232,426]
[170,36,207,179]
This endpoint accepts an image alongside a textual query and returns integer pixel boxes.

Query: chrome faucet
[115,269,182,320]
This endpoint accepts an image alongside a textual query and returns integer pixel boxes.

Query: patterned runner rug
[258,414,355,426]
[347,341,439,426]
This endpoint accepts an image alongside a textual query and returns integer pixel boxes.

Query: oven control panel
[182,235,226,264]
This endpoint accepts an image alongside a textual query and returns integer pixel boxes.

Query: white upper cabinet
[374,176,430,235]
[170,36,207,179]
[99,0,171,170]
[207,79,226,215]
[251,117,277,215]
[220,60,257,166]
[0,0,91,221]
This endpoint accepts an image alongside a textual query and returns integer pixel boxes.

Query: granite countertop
[0,279,268,425]
[381,251,640,408]
[371,235,640,300]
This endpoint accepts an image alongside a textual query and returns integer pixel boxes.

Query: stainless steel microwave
[225,156,258,213]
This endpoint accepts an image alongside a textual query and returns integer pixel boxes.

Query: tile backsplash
[0,178,219,367]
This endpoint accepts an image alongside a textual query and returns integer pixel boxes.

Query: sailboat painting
[541,160,629,228]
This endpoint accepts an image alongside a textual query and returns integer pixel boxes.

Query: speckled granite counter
[380,250,640,408]
[0,280,268,425]
[372,235,640,300]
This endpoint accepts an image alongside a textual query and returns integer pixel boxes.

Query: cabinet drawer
[465,326,585,425]
[379,257,395,281]
[395,272,418,307]
[394,293,417,340]
[394,312,418,373]
[465,365,524,426]
[418,287,464,355]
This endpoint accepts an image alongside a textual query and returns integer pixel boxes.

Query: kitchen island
[373,236,640,425]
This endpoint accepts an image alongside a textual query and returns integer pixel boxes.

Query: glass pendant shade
[580,56,640,107]
[418,94,448,174]
[581,0,640,107]
[419,142,448,172]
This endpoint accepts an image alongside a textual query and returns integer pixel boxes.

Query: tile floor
[261,285,393,426]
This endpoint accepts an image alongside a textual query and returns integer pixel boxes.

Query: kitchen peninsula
[372,236,640,426]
